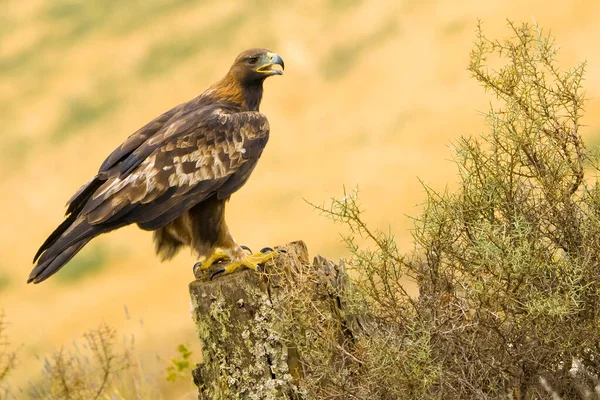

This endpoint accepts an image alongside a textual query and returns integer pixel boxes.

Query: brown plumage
[29,48,284,284]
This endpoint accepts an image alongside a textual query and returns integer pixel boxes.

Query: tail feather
[30,216,126,284]
[28,239,91,283]
[30,217,96,284]
[34,177,103,263]
[35,218,94,265]
[33,213,78,263]
[66,178,104,215]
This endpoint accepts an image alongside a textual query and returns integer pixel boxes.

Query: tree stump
[189,241,358,400]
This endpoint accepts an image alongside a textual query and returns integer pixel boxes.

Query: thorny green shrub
[309,21,600,399]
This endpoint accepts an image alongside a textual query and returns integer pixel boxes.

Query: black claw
[193,262,202,277]
[259,246,287,254]
[241,245,252,254]
[210,266,225,280]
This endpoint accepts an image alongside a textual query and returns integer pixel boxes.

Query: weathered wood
[189,241,357,400]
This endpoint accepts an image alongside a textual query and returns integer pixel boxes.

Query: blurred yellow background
[2,0,600,396]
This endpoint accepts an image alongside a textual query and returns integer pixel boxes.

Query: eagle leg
[210,251,279,279]
[193,250,231,277]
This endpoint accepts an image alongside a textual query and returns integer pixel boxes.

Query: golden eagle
[29,49,284,284]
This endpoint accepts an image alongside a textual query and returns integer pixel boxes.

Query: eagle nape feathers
[29,49,284,284]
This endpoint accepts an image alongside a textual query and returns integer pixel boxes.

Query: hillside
[2,0,600,396]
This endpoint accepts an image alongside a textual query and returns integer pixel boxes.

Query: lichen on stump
[189,241,359,400]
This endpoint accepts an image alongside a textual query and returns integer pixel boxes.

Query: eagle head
[229,48,285,86]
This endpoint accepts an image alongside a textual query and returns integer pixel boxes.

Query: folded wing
[29,107,269,283]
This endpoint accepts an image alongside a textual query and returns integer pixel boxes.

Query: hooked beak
[256,52,285,76]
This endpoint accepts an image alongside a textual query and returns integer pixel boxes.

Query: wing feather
[30,106,270,283]
[99,109,178,175]
[86,110,269,221]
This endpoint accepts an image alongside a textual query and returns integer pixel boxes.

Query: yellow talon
[194,250,230,274]
[215,251,279,276]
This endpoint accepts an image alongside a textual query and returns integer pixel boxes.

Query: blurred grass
[0,36,56,75]
[51,92,122,143]
[328,0,363,10]
[41,0,198,41]
[321,19,399,80]
[55,244,109,283]
[41,0,112,41]
[0,15,15,41]
[350,131,370,146]
[0,0,201,96]
[443,19,468,36]
[112,0,199,34]
[2,136,32,162]
[0,273,11,293]
[0,134,33,177]
[138,11,248,77]
[586,129,600,149]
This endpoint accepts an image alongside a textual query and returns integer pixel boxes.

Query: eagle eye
[247,57,259,65]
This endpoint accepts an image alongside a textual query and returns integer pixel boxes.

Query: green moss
[190,275,297,399]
